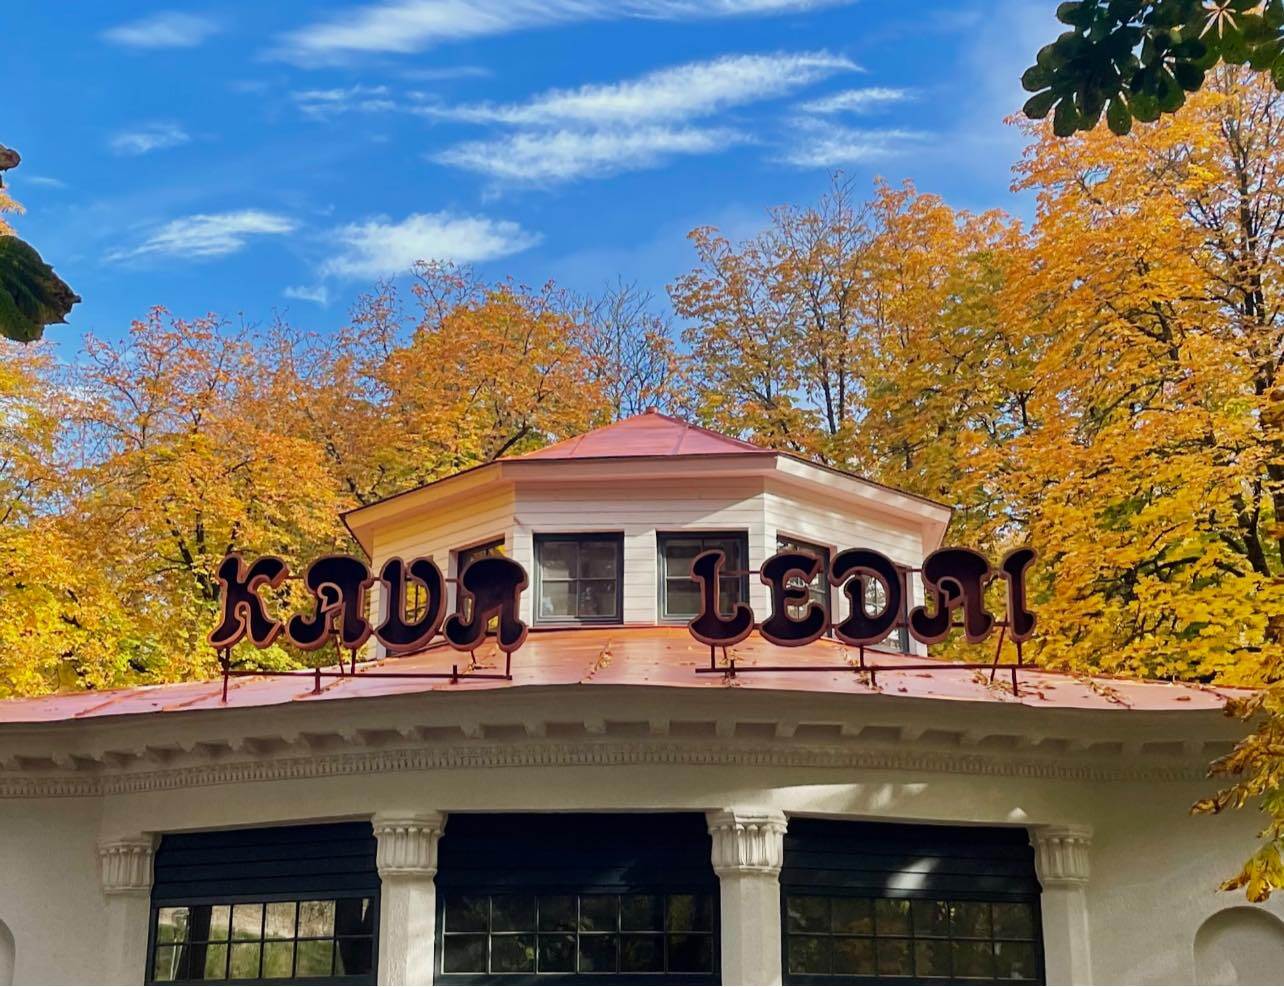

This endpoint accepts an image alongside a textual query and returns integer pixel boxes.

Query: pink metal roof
[0,627,1244,725]
[510,410,771,461]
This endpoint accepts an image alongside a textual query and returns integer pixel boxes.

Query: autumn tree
[1012,67,1284,897]
[580,279,681,420]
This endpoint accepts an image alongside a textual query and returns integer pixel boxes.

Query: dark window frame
[145,823,380,987]
[656,531,750,623]
[146,895,379,986]
[533,532,626,626]
[780,820,1044,986]
[774,534,833,632]
[453,538,506,624]
[434,889,720,985]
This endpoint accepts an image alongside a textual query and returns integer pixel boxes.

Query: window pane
[538,933,575,972]
[877,938,913,976]
[916,938,953,978]
[832,897,873,935]
[953,940,996,979]
[707,538,742,566]
[297,900,335,939]
[156,907,190,945]
[202,943,229,981]
[787,895,829,932]
[876,898,911,936]
[579,579,618,617]
[621,894,664,931]
[578,933,618,973]
[335,898,373,938]
[993,902,1037,940]
[230,903,263,942]
[538,895,577,932]
[228,942,262,980]
[153,946,179,982]
[262,941,294,979]
[788,935,829,974]
[621,934,664,972]
[667,894,712,932]
[914,899,951,938]
[442,935,486,974]
[207,906,232,942]
[950,901,992,939]
[335,938,373,976]
[995,940,1038,980]
[663,539,703,572]
[579,894,617,932]
[580,541,618,579]
[833,936,876,975]
[665,579,700,616]
[539,541,577,580]
[491,895,535,932]
[264,902,296,940]
[667,933,714,973]
[445,895,489,933]
[540,580,576,618]
[491,934,536,973]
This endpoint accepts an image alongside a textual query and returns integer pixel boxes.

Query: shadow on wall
[0,919,13,986]
[1194,907,1284,985]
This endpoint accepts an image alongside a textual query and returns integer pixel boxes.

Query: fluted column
[1032,824,1093,985]
[373,812,446,986]
[707,809,787,986]
[99,835,155,985]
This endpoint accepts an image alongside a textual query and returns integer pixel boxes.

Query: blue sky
[7,1,1059,352]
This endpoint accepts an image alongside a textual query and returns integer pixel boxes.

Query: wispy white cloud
[431,51,851,184]
[110,210,297,261]
[284,284,331,305]
[801,86,914,115]
[435,126,741,183]
[777,124,930,168]
[22,176,67,189]
[322,212,540,279]
[401,65,492,81]
[429,51,856,126]
[102,12,221,49]
[109,123,191,156]
[275,0,851,62]
[292,85,396,120]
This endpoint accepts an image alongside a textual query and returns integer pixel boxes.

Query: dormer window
[534,534,624,624]
[456,539,505,623]
[658,533,749,622]
[775,535,832,622]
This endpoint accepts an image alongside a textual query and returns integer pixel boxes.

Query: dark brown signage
[210,544,1033,664]
[688,545,1036,649]
[210,552,529,657]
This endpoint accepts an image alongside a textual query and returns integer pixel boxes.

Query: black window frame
[533,533,625,626]
[656,531,750,623]
[780,819,1044,986]
[774,535,833,630]
[145,823,380,987]
[434,813,720,986]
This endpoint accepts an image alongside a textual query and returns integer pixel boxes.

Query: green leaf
[1021,64,1054,92]
[1057,1,1094,29]
[1053,96,1082,136]
[1106,96,1133,134]
[1173,59,1205,90]
[1023,89,1060,119]
[0,236,79,343]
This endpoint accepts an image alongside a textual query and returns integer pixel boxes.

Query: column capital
[98,835,154,896]
[373,811,447,879]
[1031,824,1092,888]
[707,808,787,878]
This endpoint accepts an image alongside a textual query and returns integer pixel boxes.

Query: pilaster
[98,835,155,985]
[707,809,787,986]
[1031,824,1093,985]
[373,812,446,986]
